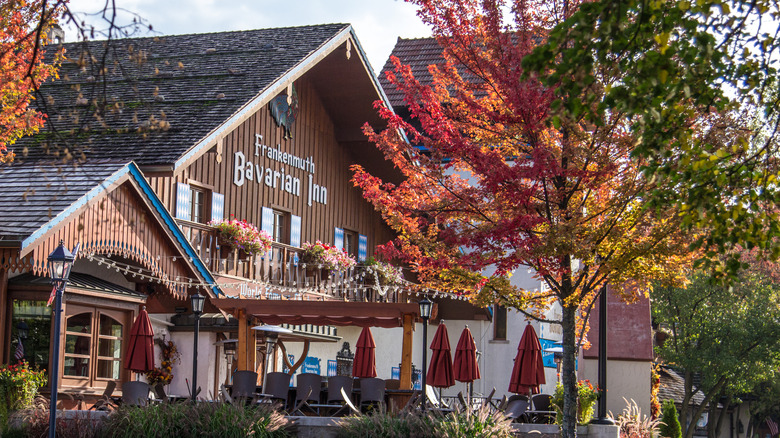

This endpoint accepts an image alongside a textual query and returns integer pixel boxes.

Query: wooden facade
[148,77,395,262]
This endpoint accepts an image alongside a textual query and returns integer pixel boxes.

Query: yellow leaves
[654,32,671,54]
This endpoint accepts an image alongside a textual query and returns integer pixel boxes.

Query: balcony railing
[179,221,406,303]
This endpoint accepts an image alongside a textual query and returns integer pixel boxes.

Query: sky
[64,0,432,73]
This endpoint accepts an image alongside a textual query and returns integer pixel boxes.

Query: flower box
[209,218,272,256]
[301,240,356,271]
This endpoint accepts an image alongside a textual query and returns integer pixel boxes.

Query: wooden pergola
[211,298,434,389]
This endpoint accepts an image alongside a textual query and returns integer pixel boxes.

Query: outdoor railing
[179,221,405,303]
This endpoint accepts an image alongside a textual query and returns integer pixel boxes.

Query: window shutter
[334,227,344,250]
[211,192,224,223]
[358,234,367,262]
[290,215,302,247]
[261,207,274,237]
[175,183,191,221]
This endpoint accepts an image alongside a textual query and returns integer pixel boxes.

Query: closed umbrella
[125,306,155,379]
[508,323,546,396]
[453,325,480,383]
[427,322,454,388]
[352,326,377,378]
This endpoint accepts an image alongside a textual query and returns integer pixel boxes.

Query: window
[493,305,507,340]
[11,300,52,370]
[190,187,206,224]
[272,210,286,243]
[62,306,127,388]
[343,231,358,257]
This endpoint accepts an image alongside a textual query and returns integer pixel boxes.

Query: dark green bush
[658,400,682,438]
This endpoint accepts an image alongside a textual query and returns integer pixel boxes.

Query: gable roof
[0,160,129,240]
[380,37,443,109]
[0,160,221,296]
[14,24,390,170]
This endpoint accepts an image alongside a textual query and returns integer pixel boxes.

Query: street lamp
[190,293,205,401]
[418,297,432,412]
[47,240,76,438]
[592,282,615,425]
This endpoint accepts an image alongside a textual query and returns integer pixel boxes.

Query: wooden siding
[3,182,200,298]
[148,78,395,260]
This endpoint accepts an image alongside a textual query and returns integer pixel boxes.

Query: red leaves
[0,0,63,161]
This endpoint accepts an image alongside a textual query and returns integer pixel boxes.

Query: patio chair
[310,375,353,416]
[291,373,321,415]
[88,381,116,410]
[262,372,292,409]
[122,381,151,406]
[359,377,385,412]
[220,384,233,403]
[152,382,168,403]
[385,378,401,390]
[340,387,360,415]
[531,393,555,423]
[425,384,453,412]
[503,397,530,423]
[232,370,259,401]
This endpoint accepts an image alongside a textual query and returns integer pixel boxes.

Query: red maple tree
[0,0,63,162]
[354,0,696,435]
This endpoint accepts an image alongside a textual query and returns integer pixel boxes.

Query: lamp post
[47,241,76,438]
[418,297,432,412]
[592,282,614,425]
[190,293,205,402]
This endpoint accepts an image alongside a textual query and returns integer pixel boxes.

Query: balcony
[179,221,406,303]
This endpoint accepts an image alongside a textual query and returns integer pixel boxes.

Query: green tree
[522,0,780,277]
[659,399,682,438]
[652,254,780,438]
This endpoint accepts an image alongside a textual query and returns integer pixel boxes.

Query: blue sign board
[302,356,321,375]
[540,339,576,370]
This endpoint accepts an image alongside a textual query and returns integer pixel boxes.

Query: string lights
[83,253,472,302]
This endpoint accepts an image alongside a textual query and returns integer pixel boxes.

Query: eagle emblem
[269,84,299,140]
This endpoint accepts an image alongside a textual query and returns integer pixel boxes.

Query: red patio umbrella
[352,326,377,378]
[427,322,455,388]
[124,306,155,378]
[508,323,546,396]
[453,325,480,383]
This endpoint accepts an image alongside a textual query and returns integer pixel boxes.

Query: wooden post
[400,313,414,390]
[236,309,249,371]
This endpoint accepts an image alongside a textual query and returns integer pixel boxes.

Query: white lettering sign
[232,134,327,206]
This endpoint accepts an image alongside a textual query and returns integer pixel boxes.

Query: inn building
[0,25,453,404]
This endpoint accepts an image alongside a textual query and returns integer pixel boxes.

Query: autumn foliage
[353,0,697,436]
[0,0,63,162]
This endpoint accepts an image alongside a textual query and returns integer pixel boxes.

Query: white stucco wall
[578,358,650,416]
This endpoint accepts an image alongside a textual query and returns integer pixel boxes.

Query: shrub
[99,401,290,438]
[658,399,682,438]
[0,361,46,431]
[9,396,103,438]
[609,398,662,438]
[336,403,512,438]
[551,380,599,425]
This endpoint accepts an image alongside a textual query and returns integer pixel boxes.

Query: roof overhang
[211,297,422,328]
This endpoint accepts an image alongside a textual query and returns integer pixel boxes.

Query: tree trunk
[561,303,579,438]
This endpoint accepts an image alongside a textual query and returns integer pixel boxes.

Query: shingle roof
[380,37,443,108]
[12,24,350,166]
[0,160,128,239]
[658,365,706,407]
[10,272,145,299]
